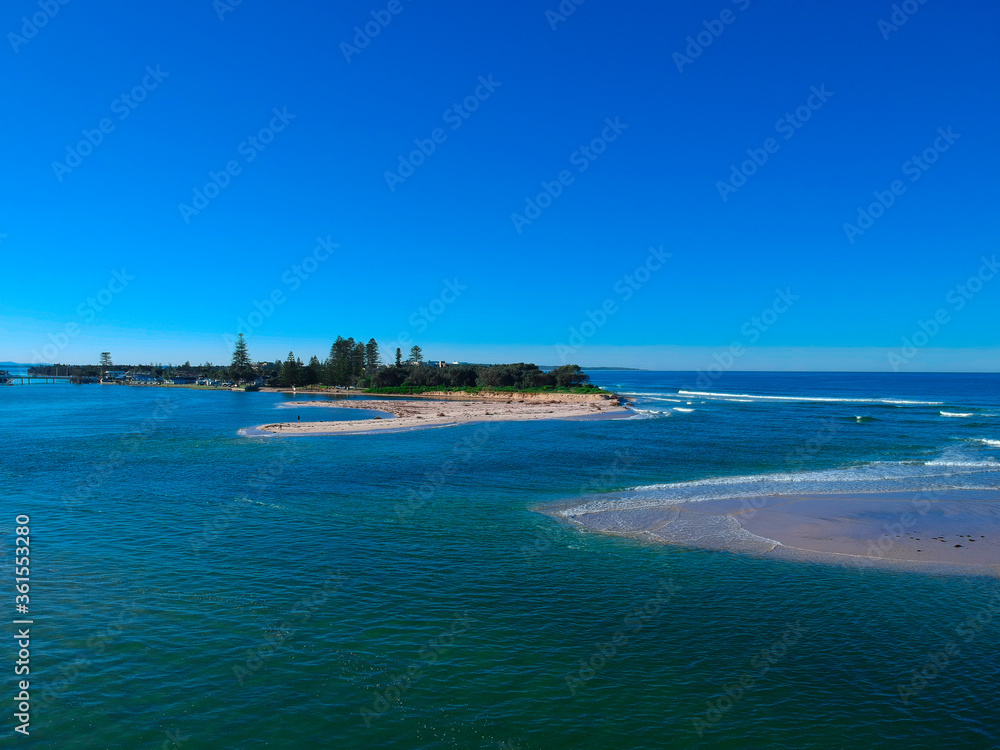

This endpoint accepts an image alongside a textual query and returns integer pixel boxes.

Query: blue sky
[1,0,998,370]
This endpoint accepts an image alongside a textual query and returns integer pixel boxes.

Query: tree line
[274,335,383,387]
[44,336,592,391]
[369,361,590,390]
[234,334,591,390]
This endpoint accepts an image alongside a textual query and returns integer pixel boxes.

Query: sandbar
[551,490,1000,574]
[251,391,627,436]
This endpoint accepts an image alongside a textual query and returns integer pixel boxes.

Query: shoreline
[250,392,629,436]
[545,490,1000,575]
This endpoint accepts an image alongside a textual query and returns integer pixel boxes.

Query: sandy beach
[252,391,627,435]
[554,490,1000,574]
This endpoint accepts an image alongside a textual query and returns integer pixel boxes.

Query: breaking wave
[555,453,1000,516]
[678,390,944,406]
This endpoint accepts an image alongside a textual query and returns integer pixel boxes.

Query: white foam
[238,427,277,438]
[678,390,943,406]
[924,460,1000,468]
[673,407,695,413]
[940,411,974,418]
[619,391,680,398]
[977,439,1000,447]
[626,407,669,418]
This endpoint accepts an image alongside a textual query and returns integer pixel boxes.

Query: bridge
[0,374,73,385]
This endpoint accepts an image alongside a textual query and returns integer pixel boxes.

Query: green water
[3,372,999,748]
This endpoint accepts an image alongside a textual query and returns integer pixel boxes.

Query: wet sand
[556,490,1000,574]
[252,393,627,436]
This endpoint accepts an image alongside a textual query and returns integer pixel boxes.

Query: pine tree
[365,338,381,373]
[409,345,423,364]
[324,343,337,385]
[351,342,365,380]
[230,334,253,383]
[335,337,353,385]
[280,351,300,387]
[395,348,402,367]
[306,356,322,385]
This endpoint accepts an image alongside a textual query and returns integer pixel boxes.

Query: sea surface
[2,372,999,749]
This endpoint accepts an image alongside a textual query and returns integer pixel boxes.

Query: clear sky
[2,0,998,370]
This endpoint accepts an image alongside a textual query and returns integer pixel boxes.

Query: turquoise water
[3,373,1000,748]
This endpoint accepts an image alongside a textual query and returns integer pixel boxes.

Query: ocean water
[2,372,999,749]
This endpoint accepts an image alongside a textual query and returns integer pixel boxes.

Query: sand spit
[549,490,1000,575]
[253,392,628,436]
